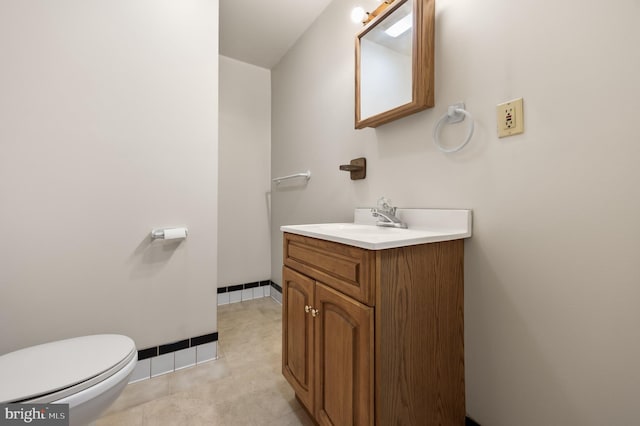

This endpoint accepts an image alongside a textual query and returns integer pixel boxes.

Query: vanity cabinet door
[314,282,374,426]
[282,266,315,413]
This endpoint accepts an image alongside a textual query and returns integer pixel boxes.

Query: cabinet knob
[311,308,320,317]
[305,305,311,313]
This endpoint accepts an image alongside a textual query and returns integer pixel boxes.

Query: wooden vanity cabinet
[282,267,315,412]
[282,232,465,426]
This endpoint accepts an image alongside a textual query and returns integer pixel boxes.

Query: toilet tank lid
[0,334,136,403]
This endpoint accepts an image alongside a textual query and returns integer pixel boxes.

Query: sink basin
[281,208,472,250]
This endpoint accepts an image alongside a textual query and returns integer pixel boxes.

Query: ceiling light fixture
[351,6,366,23]
[355,0,394,25]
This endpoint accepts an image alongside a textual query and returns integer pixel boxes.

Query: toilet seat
[0,335,136,404]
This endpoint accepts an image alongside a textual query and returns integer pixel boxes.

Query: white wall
[218,56,271,286]
[271,0,640,424]
[0,0,219,353]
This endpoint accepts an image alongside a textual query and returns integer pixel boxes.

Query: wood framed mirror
[355,0,435,129]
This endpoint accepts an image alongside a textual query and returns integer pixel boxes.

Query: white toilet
[0,334,137,426]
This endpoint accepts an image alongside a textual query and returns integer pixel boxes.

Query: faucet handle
[377,196,393,211]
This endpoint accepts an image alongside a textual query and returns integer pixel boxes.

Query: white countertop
[281,208,472,250]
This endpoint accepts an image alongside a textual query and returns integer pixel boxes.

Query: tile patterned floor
[97,297,314,425]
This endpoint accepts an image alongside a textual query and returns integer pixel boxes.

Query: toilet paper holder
[150,227,189,240]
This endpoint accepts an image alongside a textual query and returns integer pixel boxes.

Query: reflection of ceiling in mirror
[363,1,413,56]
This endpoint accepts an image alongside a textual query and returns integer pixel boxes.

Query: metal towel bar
[272,170,311,184]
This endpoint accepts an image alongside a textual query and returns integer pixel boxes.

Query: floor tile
[97,297,312,426]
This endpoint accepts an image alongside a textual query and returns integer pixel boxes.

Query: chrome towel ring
[433,102,474,153]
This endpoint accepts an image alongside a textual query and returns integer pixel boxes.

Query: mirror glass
[355,0,434,129]
[360,1,413,119]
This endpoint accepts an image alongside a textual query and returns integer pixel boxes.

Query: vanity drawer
[283,233,375,306]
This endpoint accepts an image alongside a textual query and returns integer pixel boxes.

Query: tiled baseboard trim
[270,280,282,304]
[270,280,282,293]
[129,332,219,383]
[217,280,272,305]
[217,280,271,294]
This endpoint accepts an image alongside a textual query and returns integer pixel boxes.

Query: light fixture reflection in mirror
[385,12,412,37]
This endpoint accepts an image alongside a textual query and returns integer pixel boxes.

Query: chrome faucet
[371,197,407,228]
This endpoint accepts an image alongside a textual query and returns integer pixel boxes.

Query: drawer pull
[305,305,311,314]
